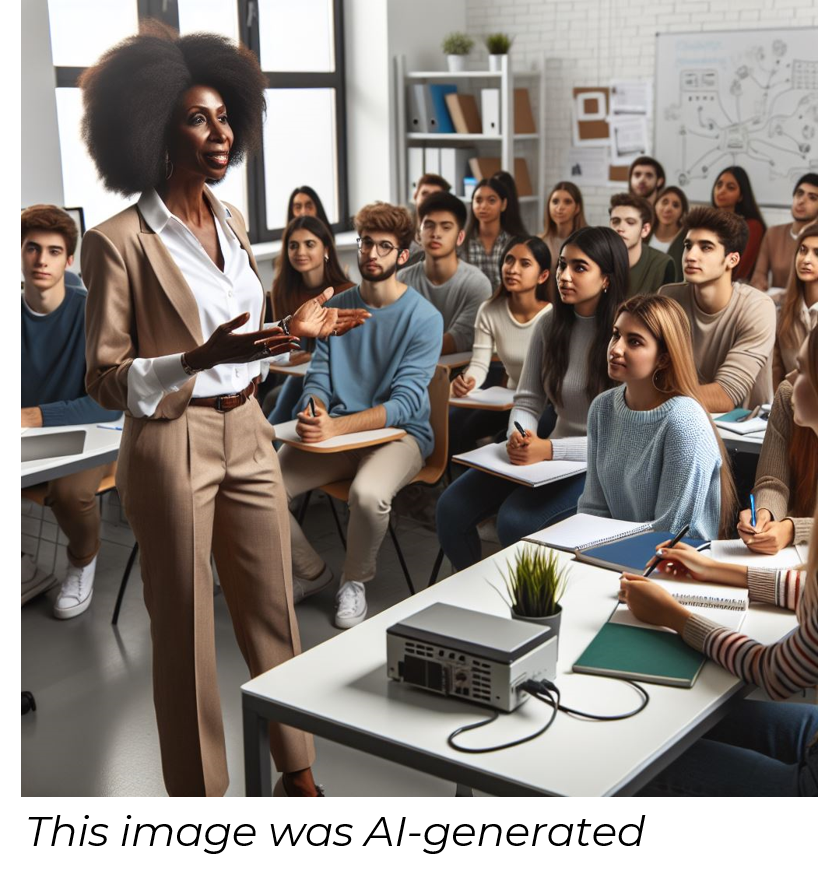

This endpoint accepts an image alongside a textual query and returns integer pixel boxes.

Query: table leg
[243,699,272,796]
[455,783,473,796]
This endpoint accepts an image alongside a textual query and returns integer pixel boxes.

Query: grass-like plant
[442,32,474,56]
[494,545,567,618]
[485,33,514,55]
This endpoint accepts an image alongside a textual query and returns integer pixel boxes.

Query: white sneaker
[53,556,97,620]
[292,565,334,604]
[334,579,367,629]
[21,553,57,606]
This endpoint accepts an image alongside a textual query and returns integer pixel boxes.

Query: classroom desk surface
[716,425,765,455]
[437,351,472,369]
[242,541,794,797]
[21,418,123,488]
[267,355,311,377]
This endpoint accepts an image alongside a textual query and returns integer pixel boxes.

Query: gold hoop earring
[652,369,668,393]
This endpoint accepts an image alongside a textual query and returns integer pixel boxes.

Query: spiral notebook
[524,514,653,553]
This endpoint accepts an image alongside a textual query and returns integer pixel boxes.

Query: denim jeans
[639,699,818,797]
[267,375,304,425]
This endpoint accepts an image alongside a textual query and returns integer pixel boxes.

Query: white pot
[488,54,506,72]
[447,54,466,72]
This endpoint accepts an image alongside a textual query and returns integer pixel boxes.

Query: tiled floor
[21,489,500,797]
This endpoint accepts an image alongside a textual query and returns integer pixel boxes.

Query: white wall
[465,0,818,227]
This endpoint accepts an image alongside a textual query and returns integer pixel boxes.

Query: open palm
[290,287,371,338]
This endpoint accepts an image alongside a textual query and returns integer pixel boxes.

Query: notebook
[525,513,653,553]
[715,417,768,435]
[710,539,807,569]
[575,531,711,574]
[451,442,587,487]
[272,420,406,452]
[449,386,515,410]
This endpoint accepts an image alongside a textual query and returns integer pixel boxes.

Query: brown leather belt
[188,378,259,412]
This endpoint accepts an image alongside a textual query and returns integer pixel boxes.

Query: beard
[359,258,398,282]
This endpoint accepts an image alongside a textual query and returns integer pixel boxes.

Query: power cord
[446,677,649,754]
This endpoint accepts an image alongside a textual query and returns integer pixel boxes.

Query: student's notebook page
[272,420,406,450]
[451,442,586,487]
[449,386,515,409]
[710,539,806,569]
[525,513,652,552]
[611,602,747,634]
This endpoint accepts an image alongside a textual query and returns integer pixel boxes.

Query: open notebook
[525,513,653,552]
[272,420,406,451]
[710,539,807,570]
[452,443,587,488]
[449,386,515,410]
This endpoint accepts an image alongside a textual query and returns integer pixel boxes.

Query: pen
[642,523,690,578]
[513,421,527,438]
[750,493,756,528]
[309,397,317,418]
[97,425,123,431]
[738,405,761,422]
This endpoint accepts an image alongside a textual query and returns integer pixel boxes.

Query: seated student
[751,173,818,292]
[577,294,735,540]
[404,173,452,268]
[21,205,122,618]
[659,206,776,410]
[268,216,355,424]
[449,236,551,454]
[461,176,527,290]
[491,170,529,240]
[772,223,818,386]
[628,155,666,207]
[711,166,766,281]
[621,328,818,797]
[286,185,331,229]
[397,191,491,355]
[279,202,442,628]
[736,377,816,553]
[609,193,676,295]
[437,227,630,570]
[650,185,688,280]
[540,181,587,301]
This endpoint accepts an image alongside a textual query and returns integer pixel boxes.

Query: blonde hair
[615,294,738,539]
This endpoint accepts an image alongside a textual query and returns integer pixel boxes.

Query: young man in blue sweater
[21,205,122,618]
[278,202,443,628]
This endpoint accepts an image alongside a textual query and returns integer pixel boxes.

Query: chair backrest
[423,364,451,482]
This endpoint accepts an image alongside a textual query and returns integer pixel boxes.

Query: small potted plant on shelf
[442,32,474,72]
[485,32,514,71]
[493,545,567,639]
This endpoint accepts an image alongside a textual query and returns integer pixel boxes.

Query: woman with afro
[79,23,368,797]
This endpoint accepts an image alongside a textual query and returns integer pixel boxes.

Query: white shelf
[406,132,539,142]
[406,71,502,80]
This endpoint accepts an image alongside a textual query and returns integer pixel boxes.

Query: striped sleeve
[682,569,818,700]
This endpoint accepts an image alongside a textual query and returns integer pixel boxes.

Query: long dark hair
[271,216,347,320]
[490,171,529,238]
[286,185,331,228]
[711,166,767,231]
[542,226,630,407]
[491,236,551,303]
[463,176,527,247]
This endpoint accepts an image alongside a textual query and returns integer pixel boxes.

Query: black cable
[538,678,650,721]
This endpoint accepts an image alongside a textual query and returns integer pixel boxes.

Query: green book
[572,622,706,688]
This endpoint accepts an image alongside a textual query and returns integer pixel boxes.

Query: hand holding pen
[642,523,690,578]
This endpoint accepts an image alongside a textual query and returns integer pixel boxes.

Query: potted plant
[493,545,567,638]
[485,32,514,71]
[442,32,474,72]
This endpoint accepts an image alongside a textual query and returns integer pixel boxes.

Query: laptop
[22,431,87,463]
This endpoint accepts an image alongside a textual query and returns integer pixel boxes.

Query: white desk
[21,418,123,488]
[267,355,311,377]
[437,351,472,370]
[242,541,794,796]
[717,425,765,456]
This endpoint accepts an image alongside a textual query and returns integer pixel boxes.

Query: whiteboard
[655,29,818,207]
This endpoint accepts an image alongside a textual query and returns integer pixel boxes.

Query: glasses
[356,236,402,257]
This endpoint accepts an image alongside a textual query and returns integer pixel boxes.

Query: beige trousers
[116,399,314,797]
[279,434,424,583]
[45,463,110,567]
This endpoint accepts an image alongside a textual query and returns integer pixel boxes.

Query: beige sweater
[750,223,798,291]
[772,293,818,388]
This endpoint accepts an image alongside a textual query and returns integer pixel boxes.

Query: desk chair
[310,365,450,595]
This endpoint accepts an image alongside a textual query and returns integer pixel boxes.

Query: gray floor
[21,488,500,797]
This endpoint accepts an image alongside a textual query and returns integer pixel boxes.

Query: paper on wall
[611,80,651,115]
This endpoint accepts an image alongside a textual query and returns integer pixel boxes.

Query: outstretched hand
[185,313,299,371]
[290,287,371,339]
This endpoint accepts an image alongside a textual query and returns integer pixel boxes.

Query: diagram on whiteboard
[656,30,818,205]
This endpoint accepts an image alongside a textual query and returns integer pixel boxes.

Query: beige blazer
[83,192,265,420]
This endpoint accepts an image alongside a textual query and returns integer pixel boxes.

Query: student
[650,185,688,279]
[772,223,818,387]
[711,166,766,281]
[659,206,776,410]
[628,155,666,206]
[404,173,452,267]
[461,176,527,290]
[286,185,331,229]
[609,193,676,295]
[437,227,630,570]
[577,294,735,540]
[751,173,818,292]
[397,191,491,355]
[279,202,442,628]
[621,328,818,797]
[491,170,529,243]
[21,205,122,619]
[540,181,587,300]
[268,216,355,424]
[449,236,551,454]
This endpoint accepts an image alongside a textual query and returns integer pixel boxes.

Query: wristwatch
[280,314,293,336]
[181,351,202,376]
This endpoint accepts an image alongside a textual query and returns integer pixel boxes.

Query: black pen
[513,421,527,438]
[642,523,690,578]
[309,397,317,418]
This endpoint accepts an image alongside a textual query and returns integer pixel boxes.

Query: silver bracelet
[181,351,202,375]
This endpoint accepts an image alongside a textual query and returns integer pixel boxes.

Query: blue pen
[750,493,756,528]
[97,425,123,431]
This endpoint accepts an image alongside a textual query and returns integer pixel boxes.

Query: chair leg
[428,547,445,587]
[388,519,416,595]
[296,490,312,525]
[111,542,139,626]
[325,495,347,549]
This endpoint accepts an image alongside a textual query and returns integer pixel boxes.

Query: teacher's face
[167,85,233,182]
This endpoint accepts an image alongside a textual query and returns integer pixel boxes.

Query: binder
[407,84,430,133]
[514,88,536,134]
[481,88,500,135]
[575,532,711,575]
[424,147,441,175]
[439,148,473,195]
[445,93,482,134]
[407,147,424,195]
[428,84,457,134]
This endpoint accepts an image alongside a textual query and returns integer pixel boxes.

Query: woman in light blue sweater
[578,294,736,539]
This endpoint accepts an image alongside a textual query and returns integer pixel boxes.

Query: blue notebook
[575,531,711,575]
[427,84,458,134]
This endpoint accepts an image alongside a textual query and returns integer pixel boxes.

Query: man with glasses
[278,202,443,628]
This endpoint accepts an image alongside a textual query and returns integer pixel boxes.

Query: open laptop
[21,430,86,463]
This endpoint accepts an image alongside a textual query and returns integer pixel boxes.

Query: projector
[386,603,558,712]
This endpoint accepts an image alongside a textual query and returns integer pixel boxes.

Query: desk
[267,356,311,377]
[437,351,472,370]
[242,541,794,796]
[21,419,123,488]
[717,426,765,456]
